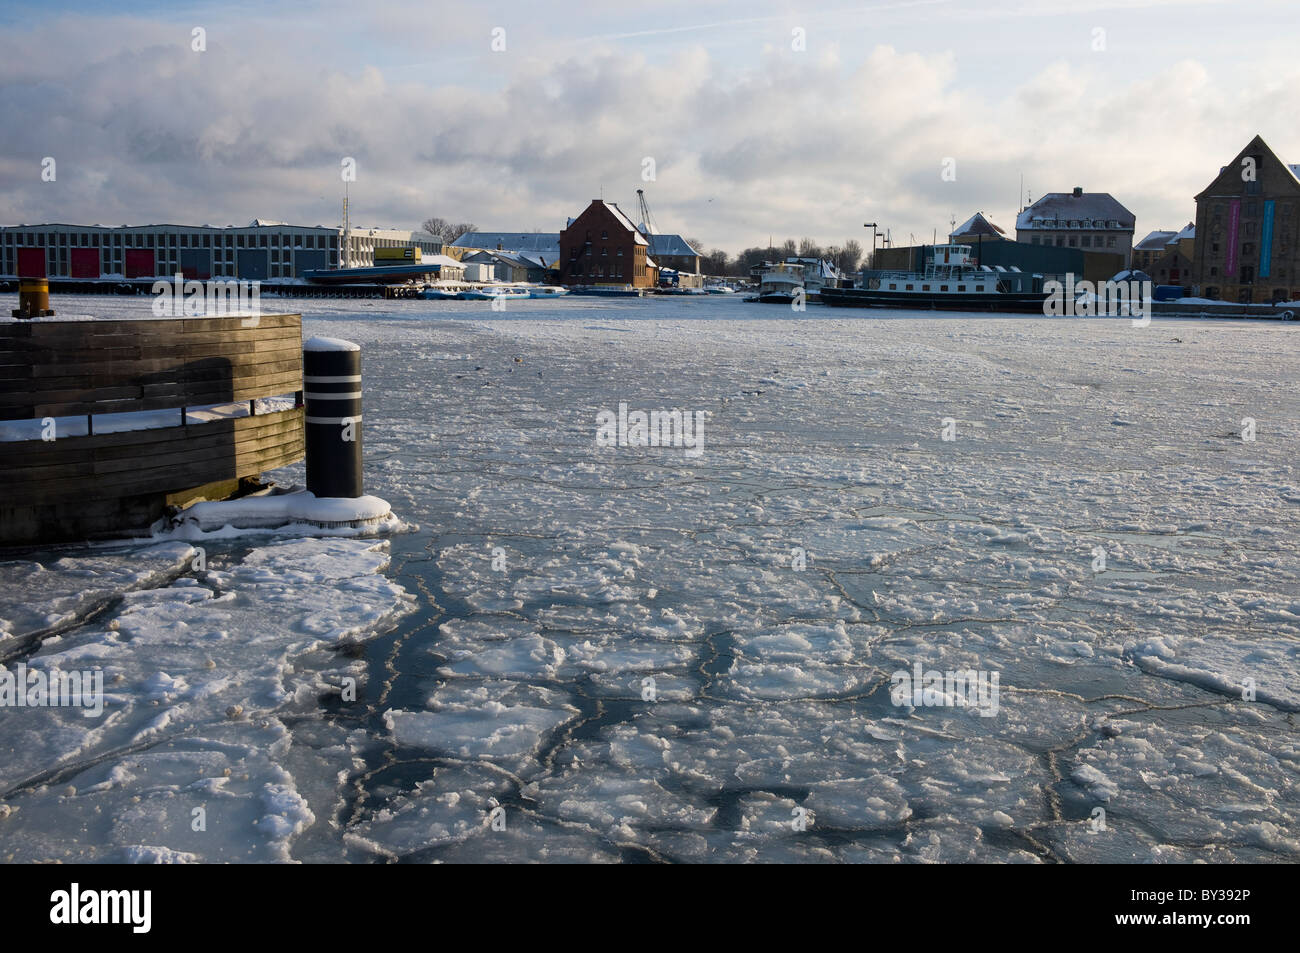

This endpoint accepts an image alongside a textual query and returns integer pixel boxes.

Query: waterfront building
[1191,134,1300,303]
[1015,189,1136,267]
[558,200,657,288]
[0,220,442,280]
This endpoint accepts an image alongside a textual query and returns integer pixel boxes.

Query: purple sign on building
[1224,199,1241,277]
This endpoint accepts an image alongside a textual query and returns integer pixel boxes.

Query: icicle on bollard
[303,336,363,498]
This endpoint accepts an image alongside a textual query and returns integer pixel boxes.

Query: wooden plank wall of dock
[0,314,306,546]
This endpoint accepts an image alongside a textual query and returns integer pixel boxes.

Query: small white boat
[527,286,570,298]
[457,286,531,301]
[705,285,736,294]
[752,262,805,304]
[418,288,459,300]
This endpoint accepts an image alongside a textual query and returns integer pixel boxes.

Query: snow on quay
[1,292,1298,863]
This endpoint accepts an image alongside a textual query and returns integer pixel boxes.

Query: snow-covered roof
[424,254,465,269]
[604,202,648,245]
[1170,222,1195,243]
[647,234,700,257]
[450,232,560,255]
[1016,191,1135,231]
[952,212,1005,238]
[491,250,549,269]
[1134,230,1176,250]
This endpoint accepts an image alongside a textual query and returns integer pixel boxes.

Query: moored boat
[822,243,1051,312]
[749,261,805,304]
[456,286,531,301]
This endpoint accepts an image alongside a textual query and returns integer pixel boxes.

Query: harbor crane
[636,188,660,239]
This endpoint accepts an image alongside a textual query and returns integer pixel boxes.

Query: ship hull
[821,287,1050,313]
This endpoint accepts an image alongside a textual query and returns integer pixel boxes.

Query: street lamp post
[863,223,878,271]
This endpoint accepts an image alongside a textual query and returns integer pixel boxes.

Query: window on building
[1107,237,1116,247]
[1068,237,1077,247]
[1081,236,1091,247]
[601,230,607,240]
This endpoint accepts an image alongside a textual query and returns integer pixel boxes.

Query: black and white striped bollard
[303,336,363,498]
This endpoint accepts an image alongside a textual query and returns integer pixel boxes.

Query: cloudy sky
[1,0,1296,254]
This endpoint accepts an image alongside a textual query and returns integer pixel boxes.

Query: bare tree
[702,248,730,275]
[734,246,771,276]
[838,239,863,273]
[798,237,822,259]
[421,217,478,243]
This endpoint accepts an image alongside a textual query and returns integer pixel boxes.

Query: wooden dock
[1,314,306,547]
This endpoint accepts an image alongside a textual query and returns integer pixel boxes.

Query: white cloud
[0,1,1295,253]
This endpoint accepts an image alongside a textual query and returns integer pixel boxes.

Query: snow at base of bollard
[174,489,404,535]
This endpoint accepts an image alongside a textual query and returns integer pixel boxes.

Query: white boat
[527,285,570,298]
[705,285,736,294]
[749,261,805,304]
[457,286,531,301]
[784,257,843,299]
[821,243,1050,312]
[418,287,459,300]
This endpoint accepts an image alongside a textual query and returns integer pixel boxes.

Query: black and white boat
[746,261,805,304]
[821,243,1050,312]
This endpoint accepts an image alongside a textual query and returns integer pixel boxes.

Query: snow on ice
[1,293,1298,862]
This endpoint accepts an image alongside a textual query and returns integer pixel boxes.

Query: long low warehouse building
[0,221,444,281]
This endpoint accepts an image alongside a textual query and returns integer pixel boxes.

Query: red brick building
[559,200,656,288]
[1192,134,1300,303]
